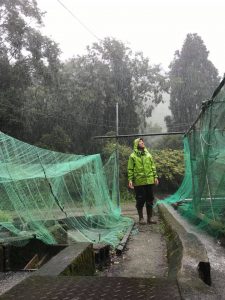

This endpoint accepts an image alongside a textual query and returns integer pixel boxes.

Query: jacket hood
[133,138,148,155]
[133,138,141,151]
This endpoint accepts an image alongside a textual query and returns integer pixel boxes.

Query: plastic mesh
[0,132,133,247]
[159,83,225,234]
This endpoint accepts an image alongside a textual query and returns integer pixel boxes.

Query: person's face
[138,139,144,149]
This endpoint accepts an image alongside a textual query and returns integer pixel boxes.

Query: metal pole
[116,103,120,207]
[93,131,184,140]
[116,103,119,137]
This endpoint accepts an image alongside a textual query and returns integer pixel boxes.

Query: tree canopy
[0,0,61,138]
[0,0,167,154]
[56,38,167,153]
[0,2,221,157]
[165,33,220,132]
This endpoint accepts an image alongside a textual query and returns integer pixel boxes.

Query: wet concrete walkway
[2,203,224,299]
[103,204,168,278]
[0,204,182,299]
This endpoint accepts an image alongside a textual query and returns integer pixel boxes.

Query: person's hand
[154,178,159,185]
[128,180,134,189]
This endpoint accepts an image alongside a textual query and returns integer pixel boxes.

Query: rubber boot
[146,206,157,224]
[137,209,146,225]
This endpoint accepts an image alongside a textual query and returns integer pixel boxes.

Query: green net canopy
[159,81,225,233]
[0,132,132,247]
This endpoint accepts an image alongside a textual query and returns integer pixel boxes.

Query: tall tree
[165,33,220,132]
[0,0,61,138]
[59,38,167,153]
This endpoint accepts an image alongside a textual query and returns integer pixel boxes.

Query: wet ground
[0,204,169,298]
[165,205,225,300]
[0,205,180,300]
[101,205,168,278]
[0,271,31,296]
[1,203,225,299]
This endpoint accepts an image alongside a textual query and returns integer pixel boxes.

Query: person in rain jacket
[127,138,159,224]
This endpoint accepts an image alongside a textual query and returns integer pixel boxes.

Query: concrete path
[2,202,223,299]
[102,203,168,278]
[0,204,181,300]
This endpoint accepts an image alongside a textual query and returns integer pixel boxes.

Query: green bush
[152,135,183,150]
[151,149,184,192]
[102,141,185,199]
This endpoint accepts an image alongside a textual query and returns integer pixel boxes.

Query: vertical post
[116,103,120,207]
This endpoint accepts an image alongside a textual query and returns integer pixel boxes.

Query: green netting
[0,132,133,247]
[159,82,225,234]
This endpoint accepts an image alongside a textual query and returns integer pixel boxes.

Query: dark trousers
[134,184,154,210]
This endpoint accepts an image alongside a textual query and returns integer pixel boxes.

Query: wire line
[56,0,100,41]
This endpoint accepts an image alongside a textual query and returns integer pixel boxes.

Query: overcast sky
[37,0,225,77]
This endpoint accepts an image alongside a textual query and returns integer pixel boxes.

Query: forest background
[0,0,220,197]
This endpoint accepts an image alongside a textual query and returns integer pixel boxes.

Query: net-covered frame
[0,132,133,247]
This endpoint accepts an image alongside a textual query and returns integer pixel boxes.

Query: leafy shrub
[151,149,184,192]
[102,141,185,198]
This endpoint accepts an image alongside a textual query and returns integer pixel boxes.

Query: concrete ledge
[34,242,95,276]
[158,204,217,299]
[116,222,134,255]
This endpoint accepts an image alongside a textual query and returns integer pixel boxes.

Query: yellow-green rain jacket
[128,138,158,186]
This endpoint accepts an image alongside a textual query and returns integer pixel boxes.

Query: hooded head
[133,138,146,153]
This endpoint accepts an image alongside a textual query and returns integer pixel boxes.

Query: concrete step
[0,275,181,300]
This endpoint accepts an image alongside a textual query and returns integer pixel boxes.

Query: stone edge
[158,203,217,300]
